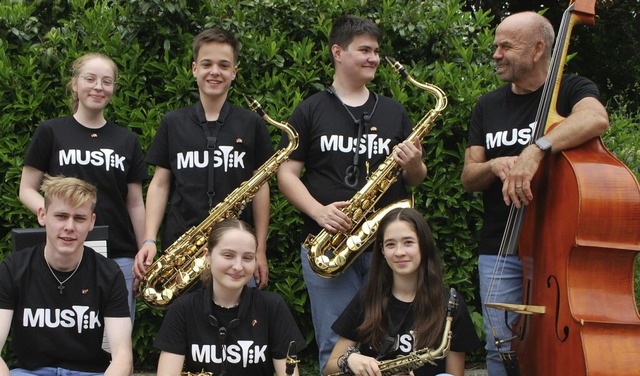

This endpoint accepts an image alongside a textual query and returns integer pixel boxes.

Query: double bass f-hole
[517,274,569,345]
[546,275,569,343]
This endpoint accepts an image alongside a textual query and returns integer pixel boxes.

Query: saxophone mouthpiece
[385,56,409,79]
[242,94,265,117]
[447,288,458,316]
[285,341,299,375]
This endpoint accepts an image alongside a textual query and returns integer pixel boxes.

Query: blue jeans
[301,247,372,375]
[10,368,102,376]
[113,257,135,323]
[478,255,523,376]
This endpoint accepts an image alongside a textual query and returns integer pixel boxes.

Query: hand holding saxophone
[393,137,427,186]
[133,241,157,279]
[132,241,157,296]
[340,352,384,376]
[313,201,352,233]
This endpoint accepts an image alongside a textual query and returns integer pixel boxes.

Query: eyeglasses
[80,75,116,87]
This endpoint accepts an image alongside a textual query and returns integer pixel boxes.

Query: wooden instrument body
[514,137,640,375]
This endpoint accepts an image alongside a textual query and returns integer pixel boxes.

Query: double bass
[487,1,640,374]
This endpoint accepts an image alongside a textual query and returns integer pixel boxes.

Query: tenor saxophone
[328,288,458,376]
[139,95,298,309]
[305,57,447,278]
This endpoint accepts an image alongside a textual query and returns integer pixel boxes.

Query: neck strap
[326,86,379,187]
[196,101,231,209]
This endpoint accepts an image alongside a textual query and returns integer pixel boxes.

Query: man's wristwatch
[535,136,552,155]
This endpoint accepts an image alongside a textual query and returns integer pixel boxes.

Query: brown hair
[199,218,256,286]
[192,27,239,64]
[328,15,381,64]
[358,207,446,350]
[66,52,118,112]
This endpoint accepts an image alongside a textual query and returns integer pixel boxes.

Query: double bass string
[485,204,522,348]
[484,69,549,346]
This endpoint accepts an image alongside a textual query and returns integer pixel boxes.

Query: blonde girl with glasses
[18,52,148,324]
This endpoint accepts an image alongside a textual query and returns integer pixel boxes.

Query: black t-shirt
[24,116,149,258]
[332,289,481,376]
[0,244,130,371]
[154,285,306,375]
[279,90,415,240]
[146,101,273,247]
[467,74,600,254]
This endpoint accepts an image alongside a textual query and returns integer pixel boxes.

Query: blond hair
[66,52,118,112]
[41,174,97,211]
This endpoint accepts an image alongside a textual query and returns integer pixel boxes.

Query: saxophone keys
[142,288,158,301]
[330,233,345,247]
[161,289,174,303]
[332,254,347,267]
[159,267,173,279]
[192,257,207,272]
[176,271,191,288]
[194,235,206,247]
[361,198,373,210]
[346,236,362,251]
[174,255,187,266]
[361,221,378,236]
[302,234,315,250]
[315,255,331,269]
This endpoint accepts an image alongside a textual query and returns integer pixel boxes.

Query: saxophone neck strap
[325,86,379,187]
[377,298,413,360]
[196,101,231,209]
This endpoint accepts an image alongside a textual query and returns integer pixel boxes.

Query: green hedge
[2,0,638,369]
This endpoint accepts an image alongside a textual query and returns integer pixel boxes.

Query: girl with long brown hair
[324,208,479,376]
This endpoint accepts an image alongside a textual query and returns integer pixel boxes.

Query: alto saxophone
[329,288,458,376]
[140,95,299,309]
[305,57,447,278]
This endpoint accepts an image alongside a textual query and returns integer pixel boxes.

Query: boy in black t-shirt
[276,15,428,373]
[0,176,132,375]
[134,28,273,290]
